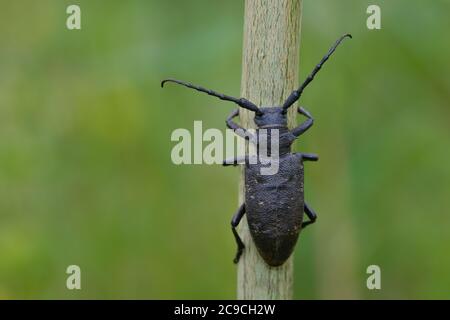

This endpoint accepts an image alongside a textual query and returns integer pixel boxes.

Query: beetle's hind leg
[302,202,317,228]
[231,204,246,263]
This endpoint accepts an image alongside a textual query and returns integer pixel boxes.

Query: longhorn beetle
[162,34,351,266]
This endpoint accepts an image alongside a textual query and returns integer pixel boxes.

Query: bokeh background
[0,0,449,299]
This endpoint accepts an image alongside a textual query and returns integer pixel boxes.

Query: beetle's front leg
[226,109,257,144]
[231,203,246,263]
[291,106,314,138]
[302,202,317,228]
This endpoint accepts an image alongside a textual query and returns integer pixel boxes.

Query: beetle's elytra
[162,34,351,267]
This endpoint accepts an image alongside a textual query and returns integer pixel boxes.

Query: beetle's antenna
[282,33,352,113]
[161,78,262,114]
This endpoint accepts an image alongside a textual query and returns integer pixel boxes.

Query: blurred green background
[0,0,449,299]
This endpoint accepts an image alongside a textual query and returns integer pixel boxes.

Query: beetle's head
[254,107,287,129]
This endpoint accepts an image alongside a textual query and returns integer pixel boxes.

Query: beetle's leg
[301,153,319,162]
[231,204,246,263]
[161,79,261,114]
[223,155,258,166]
[291,106,314,138]
[223,156,246,166]
[226,109,257,144]
[302,202,317,228]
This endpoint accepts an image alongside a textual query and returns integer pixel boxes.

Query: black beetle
[162,34,351,266]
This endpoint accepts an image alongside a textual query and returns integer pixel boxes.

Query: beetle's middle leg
[223,155,258,166]
[300,153,319,162]
[231,203,246,263]
[302,202,317,228]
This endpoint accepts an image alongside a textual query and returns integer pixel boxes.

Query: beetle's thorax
[256,128,292,156]
[254,107,293,156]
